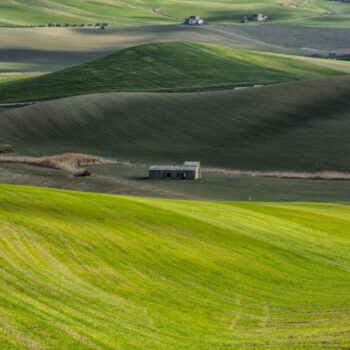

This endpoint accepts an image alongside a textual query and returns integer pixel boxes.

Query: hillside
[0,185,349,349]
[1,76,350,172]
[0,0,329,27]
[0,72,42,84]
[0,42,348,103]
[1,0,350,28]
[1,26,350,75]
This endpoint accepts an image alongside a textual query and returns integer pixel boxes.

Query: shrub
[0,144,14,153]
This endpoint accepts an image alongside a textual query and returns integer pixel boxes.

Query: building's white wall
[188,18,203,25]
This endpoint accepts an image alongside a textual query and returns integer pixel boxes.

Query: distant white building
[250,13,268,21]
[242,13,268,22]
[185,16,204,25]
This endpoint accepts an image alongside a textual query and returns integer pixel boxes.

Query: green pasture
[0,185,349,349]
[0,72,43,84]
[0,25,349,75]
[1,163,350,202]
[0,42,348,103]
[1,0,350,27]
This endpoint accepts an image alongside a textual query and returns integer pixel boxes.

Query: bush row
[29,23,109,28]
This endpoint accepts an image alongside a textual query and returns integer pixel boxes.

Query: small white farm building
[250,13,268,21]
[242,13,268,22]
[149,161,201,180]
[185,16,204,25]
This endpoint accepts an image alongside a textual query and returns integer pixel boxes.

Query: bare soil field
[223,24,350,54]
[205,168,350,180]
[0,153,114,176]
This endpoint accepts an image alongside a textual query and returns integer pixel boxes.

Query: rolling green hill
[1,25,349,75]
[1,0,350,28]
[0,185,350,348]
[1,75,350,172]
[0,0,326,27]
[0,42,348,103]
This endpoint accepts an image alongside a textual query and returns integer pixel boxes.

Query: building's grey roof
[184,161,200,166]
[149,165,198,171]
[150,161,200,171]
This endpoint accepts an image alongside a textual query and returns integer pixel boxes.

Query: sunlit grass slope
[1,0,350,28]
[0,72,42,84]
[0,0,328,27]
[0,42,347,103]
[0,185,350,349]
[0,0,170,27]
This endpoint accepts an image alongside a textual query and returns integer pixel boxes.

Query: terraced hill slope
[1,76,350,171]
[0,185,349,349]
[0,42,348,103]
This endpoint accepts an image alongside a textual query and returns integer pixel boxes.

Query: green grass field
[1,75,350,172]
[1,25,349,75]
[0,184,349,349]
[1,163,350,202]
[1,2,350,347]
[0,41,349,103]
[0,72,42,84]
[0,26,284,74]
[1,0,350,27]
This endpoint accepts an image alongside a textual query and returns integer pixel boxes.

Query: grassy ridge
[0,0,326,27]
[0,25,285,74]
[1,0,350,28]
[1,25,349,75]
[0,42,348,103]
[0,185,349,348]
[0,0,169,27]
[1,76,350,171]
